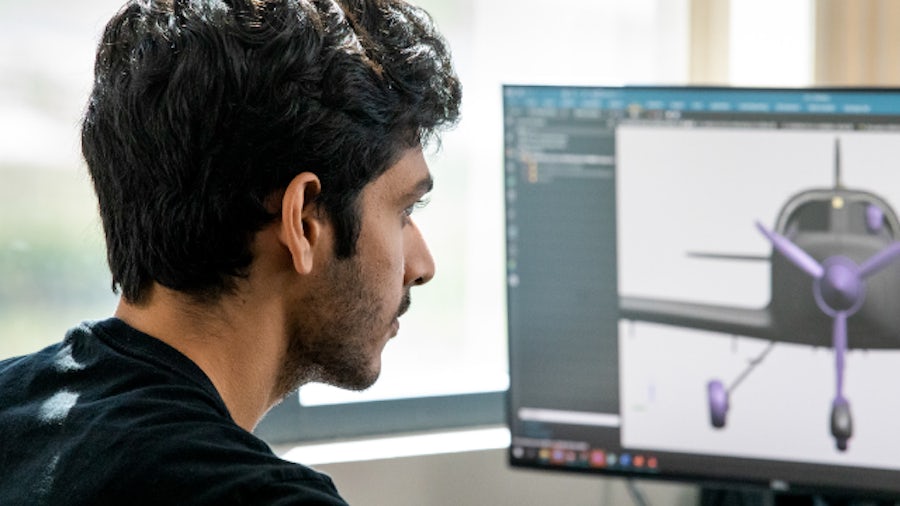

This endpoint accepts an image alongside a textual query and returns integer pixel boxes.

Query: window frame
[255,391,506,444]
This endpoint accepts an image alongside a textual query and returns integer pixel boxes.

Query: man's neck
[114,284,287,432]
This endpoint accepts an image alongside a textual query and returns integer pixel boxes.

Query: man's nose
[404,220,435,286]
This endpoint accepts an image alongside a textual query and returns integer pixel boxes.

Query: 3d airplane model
[620,140,900,451]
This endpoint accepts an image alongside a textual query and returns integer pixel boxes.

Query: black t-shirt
[0,318,349,505]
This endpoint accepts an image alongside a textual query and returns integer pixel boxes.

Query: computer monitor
[504,85,900,499]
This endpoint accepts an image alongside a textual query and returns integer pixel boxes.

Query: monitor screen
[504,85,900,497]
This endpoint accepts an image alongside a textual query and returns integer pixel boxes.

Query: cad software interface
[505,86,900,492]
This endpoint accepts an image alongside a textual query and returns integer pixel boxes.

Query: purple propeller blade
[756,221,824,278]
[859,241,900,278]
[833,311,847,401]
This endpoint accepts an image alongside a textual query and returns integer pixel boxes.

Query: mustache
[396,291,411,319]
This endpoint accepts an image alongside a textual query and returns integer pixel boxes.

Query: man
[0,0,460,503]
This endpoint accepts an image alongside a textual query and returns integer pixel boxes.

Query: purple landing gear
[831,397,853,452]
[707,380,728,428]
[706,342,774,431]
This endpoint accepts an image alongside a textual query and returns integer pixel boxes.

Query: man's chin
[326,372,380,392]
[275,357,381,398]
[321,359,382,392]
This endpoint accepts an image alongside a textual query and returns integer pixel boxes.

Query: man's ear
[279,172,324,275]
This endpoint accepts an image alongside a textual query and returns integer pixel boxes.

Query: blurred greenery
[0,165,117,359]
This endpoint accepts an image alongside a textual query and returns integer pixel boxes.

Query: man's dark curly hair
[81,0,461,304]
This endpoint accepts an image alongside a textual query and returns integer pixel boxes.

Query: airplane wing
[619,296,776,341]
[621,295,900,349]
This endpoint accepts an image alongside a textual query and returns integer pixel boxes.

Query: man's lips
[396,291,411,319]
[389,291,411,339]
[390,318,400,338]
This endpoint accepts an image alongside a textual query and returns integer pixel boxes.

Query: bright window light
[729,0,814,87]
[280,427,511,465]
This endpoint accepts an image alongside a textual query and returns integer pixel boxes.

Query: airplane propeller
[756,221,900,451]
[755,222,824,278]
[859,241,900,278]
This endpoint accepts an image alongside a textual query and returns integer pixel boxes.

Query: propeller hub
[815,257,864,315]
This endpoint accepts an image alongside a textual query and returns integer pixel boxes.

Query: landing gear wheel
[830,398,853,452]
[707,380,729,428]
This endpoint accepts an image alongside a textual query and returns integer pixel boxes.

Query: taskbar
[510,437,662,475]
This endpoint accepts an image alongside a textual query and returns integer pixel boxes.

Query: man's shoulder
[3,413,350,505]
[0,318,231,426]
[0,320,350,505]
[92,409,349,505]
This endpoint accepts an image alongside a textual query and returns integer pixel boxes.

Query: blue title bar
[502,86,900,116]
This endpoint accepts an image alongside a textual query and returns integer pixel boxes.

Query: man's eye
[404,197,431,218]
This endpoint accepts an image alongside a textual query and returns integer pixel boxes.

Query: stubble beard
[273,255,400,400]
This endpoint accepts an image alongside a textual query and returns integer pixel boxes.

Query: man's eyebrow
[407,174,434,199]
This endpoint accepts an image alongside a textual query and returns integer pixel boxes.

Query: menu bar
[503,86,900,116]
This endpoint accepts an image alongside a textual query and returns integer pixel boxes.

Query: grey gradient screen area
[503,85,900,497]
